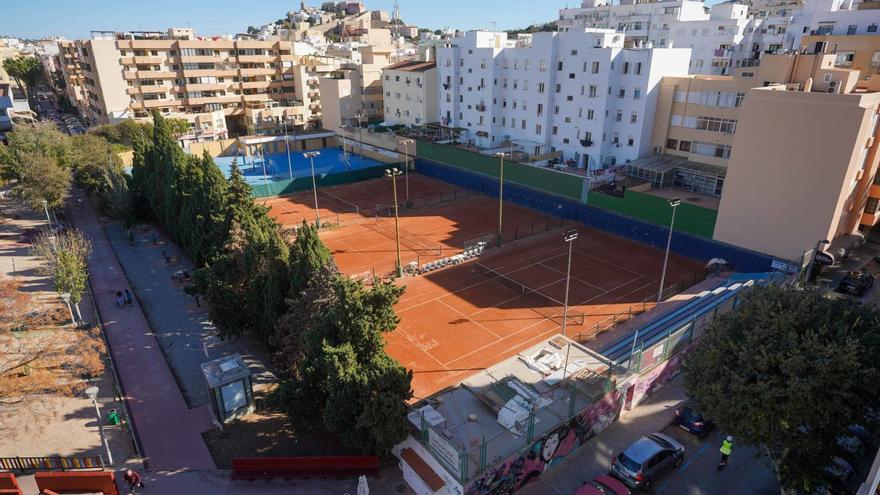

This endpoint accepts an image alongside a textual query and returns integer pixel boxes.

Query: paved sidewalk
[69,191,216,471]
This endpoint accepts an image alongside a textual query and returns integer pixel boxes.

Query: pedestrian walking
[719,436,733,468]
[115,291,124,308]
[124,468,144,493]
[124,289,133,307]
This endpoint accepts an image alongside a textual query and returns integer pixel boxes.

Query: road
[520,375,779,495]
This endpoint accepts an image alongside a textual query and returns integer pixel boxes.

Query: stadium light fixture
[304,151,322,228]
[385,168,404,277]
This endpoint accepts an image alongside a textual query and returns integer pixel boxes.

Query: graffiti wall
[631,344,695,408]
[464,390,623,495]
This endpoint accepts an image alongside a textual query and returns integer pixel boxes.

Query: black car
[674,401,714,438]
[837,271,874,296]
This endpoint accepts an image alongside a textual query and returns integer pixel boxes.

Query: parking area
[520,375,780,495]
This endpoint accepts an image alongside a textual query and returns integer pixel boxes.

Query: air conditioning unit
[653,146,661,154]
[827,80,838,93]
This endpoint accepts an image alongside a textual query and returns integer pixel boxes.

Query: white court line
[437,298,502,339]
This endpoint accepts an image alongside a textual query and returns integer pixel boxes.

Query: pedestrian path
[70,192,216,471]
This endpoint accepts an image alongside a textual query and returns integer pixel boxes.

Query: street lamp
[60,292,76,326]
[657,197,681,303]
[41,199,51,225]
[84,386,114,466]
[561,230,579,383]
[304,151,322,228]
[355,112,364,143]
[400,138,414,204]
[385,168,404,278]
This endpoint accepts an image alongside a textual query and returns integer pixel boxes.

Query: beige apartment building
[319,45,390,134]
[800,34,880,90]
[59,28,330,142]
[637,53,880,260]
[380,60,437,126]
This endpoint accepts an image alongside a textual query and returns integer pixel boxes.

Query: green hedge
[416,141,584,201]
[250,164,396,198]
[587,190,717,238]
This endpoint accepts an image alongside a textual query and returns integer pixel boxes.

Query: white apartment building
[667,2,764,74]
[558,0,710,47]
[786,0,880,49]
[381,60,437,126]
[437,29,691,169]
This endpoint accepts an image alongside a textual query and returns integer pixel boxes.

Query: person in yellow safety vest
[719,436,733,467]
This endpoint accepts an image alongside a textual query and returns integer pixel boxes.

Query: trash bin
[106,408,120,425]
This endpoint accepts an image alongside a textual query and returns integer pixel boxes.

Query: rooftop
[384,60,436,72]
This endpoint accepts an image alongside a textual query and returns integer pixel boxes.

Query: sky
[0,0,570,40]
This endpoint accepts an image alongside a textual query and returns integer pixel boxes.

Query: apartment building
[666,2,764,74]
[58,40,89,116]
[381,60,437,126]
[558,0,710,47]
[59,28,327,142]
[799,33,880,88]
[319,45,390,133]
[786,0,880,49]
[636,53,880,259]
[437,29,691,169]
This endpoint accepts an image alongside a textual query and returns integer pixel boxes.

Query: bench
[231,456,380,480]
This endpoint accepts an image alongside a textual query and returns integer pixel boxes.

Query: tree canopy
[684,285,880,492]
[2,55,42,99]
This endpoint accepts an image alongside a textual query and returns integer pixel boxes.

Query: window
[570,49,578,56]
[569,73,575,79]
[622,62,629,74]
[615,110,622,122]
[539,60,547,71]
[566,95,574,101]
[847,25,857,35]
[627,137,634,147]
[696,116,737,134]
[587,109,594,120]
[524,59,530,70]
[692,141,732,158]
[552,126,558,135]
[592,61,599,74]
[554,105,559,114]
[588,85,597,97]
[535,124,542,134]
[538,82,545,93]
[635,62,642,75]
[618,88,626,98]
[666,138,678,149]
[869,24,878,33]
[557,61,564,71]
[633,88,641,99]
[679,140,691,152]
[630,113,638,124]
[555,84,561,93]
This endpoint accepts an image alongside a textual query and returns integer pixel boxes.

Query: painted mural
[464,390,623,495]
[632,343,695,407]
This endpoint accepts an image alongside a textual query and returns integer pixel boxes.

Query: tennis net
[317,189,360,214]
[474,263,585,325]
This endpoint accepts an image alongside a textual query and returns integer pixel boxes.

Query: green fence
[249,164,395,198]
[416,141,584,201]
[586,190,718,238]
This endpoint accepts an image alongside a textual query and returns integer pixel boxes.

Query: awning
[400,448,445,492]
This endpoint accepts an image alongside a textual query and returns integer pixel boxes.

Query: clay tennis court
[263,174,705,398]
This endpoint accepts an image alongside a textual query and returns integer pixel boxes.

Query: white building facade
[786,0,880,49]
[559,0,710,47]
[437,29,691,169]
[381,60,438,126]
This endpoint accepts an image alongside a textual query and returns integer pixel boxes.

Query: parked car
[610,433,684,490]
[674,401,714,438]
[820,457,856,494]
[837,271,874,296]
[836,433,866,463]
[575,475,631,495]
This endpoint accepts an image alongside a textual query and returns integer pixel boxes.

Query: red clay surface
[264,175,705,399]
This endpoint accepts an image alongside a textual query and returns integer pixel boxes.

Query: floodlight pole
[561,229,579,383]
[304,151,322,228]
[386,168,404,277]
[283,119,293,180]
[401,139,414,204]
[496,152,505,247]
[657,197,681,303]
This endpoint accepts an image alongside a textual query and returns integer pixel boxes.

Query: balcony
[179,55,223,64]
[239,67,276,77]
[240,81,271,90]
[870,183,880,199]
[243,93,271,102]
[183,83,228,92]
[124,70,177,80]
[237,55,275,64]
[127,85,171,95]
[120,56,164,65]
[580,139,593,147]
[186,95,241,106]
[134,99,181,110]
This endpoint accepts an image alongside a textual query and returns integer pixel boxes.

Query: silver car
[610,433,685,491]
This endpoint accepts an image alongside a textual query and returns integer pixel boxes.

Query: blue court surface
[213,147,386,185]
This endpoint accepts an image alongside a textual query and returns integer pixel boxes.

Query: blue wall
[415,158,777,273]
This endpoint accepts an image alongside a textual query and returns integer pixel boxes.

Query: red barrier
[232,456,380,479]
[34,471,119,495]
[0,473,21,495]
